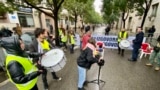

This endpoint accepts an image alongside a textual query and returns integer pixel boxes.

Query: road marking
[0,79,9,87]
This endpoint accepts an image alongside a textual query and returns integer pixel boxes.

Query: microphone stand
[87,64,105,85]
[87,49,105,85]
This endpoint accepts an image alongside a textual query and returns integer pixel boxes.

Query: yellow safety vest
[117,31,127,42]
[58,29,62,36]
[70,34,75,44]
[61,34,68,42]
[5,55,38,90]
[40,39,50,50]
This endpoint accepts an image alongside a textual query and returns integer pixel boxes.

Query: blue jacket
[133,31,144,49]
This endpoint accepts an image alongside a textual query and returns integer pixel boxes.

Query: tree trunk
[75,14,77,32]
[141,9,149,29]
[53,12,60,46]
[122,12,126,28]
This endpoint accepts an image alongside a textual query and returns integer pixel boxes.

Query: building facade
[124,0,160,33]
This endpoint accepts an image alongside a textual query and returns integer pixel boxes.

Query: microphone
[97,59,105,66]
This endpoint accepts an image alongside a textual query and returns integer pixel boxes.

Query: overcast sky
[94,0,102,14]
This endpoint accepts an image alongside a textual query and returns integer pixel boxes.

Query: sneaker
[78,87,85,90]
[155,67,160,71]
[145,63,153,66]
[55,77,62,81]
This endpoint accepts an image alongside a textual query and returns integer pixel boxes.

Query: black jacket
[7,60,41,84]
[77,47,99,69]
[133,31,144,49]
[0,36,40,84]
[29,38,55,63]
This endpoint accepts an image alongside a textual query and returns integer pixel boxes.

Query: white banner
[92,35,146,50]
[8,13,19,23]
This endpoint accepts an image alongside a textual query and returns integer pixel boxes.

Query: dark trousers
[70,44,74,53]
[131,47,140,61]
[31,84,38,90]
[37,64,58,88]
[118,42,124,55]
[62,42,67,49]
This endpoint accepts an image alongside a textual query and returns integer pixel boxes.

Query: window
[151,3,159,17]
[18,13,35,27]
[46,19,50,28]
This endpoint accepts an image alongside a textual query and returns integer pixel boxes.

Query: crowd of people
[0,23,160,90]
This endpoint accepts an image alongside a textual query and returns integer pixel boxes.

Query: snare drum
[119,40,130,49]
[41,49,66,72]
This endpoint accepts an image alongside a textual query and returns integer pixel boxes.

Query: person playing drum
[117,28,128,56]
[29,28,62,90]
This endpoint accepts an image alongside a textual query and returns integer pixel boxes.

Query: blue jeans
[131,47,140,60]
[78,66,86,88]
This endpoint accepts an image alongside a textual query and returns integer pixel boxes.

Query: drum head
[119,40,130,48]
[41,49,64,67]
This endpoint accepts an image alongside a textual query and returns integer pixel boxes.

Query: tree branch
[57,0,64,10]
[23,0,54,18]
[124,9,129,20]
[46,0,54,10]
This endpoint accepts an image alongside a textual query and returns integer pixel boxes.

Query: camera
[98,59,105,66]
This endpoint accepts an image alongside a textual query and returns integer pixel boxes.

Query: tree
[133,0,153,28]
[0,1,17,18]
[7,0,65,46]
[63,0,95,32]
[102,0,119,24]
[63,0,85,32]
[102,0,134,29]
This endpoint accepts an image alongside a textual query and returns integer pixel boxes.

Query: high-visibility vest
[58,29,62,36]
[5,55,38,90]
[40,39,50,50]
[117,31,128,42]
[70,34,75,44]
[61,34,68,42]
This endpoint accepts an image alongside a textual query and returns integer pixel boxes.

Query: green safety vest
[70,34,75,44]
[117,31,128,42]
[5,55,38,90]
[41,39,50,50]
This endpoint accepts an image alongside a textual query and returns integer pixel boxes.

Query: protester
[117,28,128,56]
[148,25,156,38]
[77,37,101,90]
[68,30,75,54]
[146,41,160,71]
[0,36,42,90]
[29,28,61,90]
[79,28,85,50]
[61,28,68,51]
[16,23,22,37]
[128,27,144,62]
[105,25,110,35]
[81,27,91,49]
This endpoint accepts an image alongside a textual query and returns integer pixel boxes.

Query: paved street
[0,26,160,90]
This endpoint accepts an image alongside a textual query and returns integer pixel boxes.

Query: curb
[0,79,9,87]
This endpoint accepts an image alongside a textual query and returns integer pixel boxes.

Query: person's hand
[38,70,43,74]
[99,57,103,61]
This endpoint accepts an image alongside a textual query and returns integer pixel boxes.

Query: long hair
[88,37,96,47]
[61,28,66,36]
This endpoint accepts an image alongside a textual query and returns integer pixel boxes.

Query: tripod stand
[87,64,105,85]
